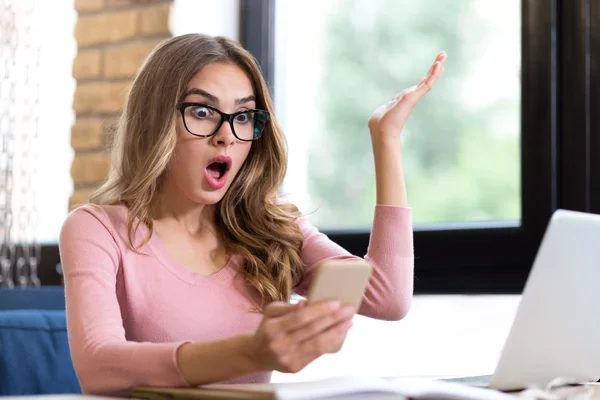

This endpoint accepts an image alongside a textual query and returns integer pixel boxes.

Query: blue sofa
[0,287,81,395]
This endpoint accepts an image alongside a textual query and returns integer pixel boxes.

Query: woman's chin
[193,184,229,204]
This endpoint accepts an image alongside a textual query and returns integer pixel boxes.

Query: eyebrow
[182,88,256,106]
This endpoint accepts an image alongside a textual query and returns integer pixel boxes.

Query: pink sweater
[59,203,414,396]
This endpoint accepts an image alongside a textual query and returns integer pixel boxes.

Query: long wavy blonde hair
[90,34,304,305]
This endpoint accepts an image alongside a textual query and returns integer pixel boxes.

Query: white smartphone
[306,259,372,312]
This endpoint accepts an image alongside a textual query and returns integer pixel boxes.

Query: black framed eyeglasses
[177,102,270,142]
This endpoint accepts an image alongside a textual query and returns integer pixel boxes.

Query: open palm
[368,52,447,140]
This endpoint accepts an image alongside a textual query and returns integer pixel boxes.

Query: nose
[212,120,236,147]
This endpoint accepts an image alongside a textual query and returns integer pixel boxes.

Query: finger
[388,87,411,106]
[419,58,443,86]
[418,51,446,84]
[278,350,313,374]
[273,300,341,333]
[287,305,354,344]
[264,301,301,318]
[325,319,353,354]
[299,318,353,358]
[387,53,445,109]
[279,319,352,373]
[327,319,353,354]
[297,299,307,307]
[323,318,353,354]
[414,61,443,97]
[436,51,447,63]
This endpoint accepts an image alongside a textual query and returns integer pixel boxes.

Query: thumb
[297,299,307,307]
[264,301,301,318]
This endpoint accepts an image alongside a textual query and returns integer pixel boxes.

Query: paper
[273,376,516,400]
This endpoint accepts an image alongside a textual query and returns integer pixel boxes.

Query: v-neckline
[143,223,239,286]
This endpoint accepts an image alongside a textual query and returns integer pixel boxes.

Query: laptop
[443,209,600,391]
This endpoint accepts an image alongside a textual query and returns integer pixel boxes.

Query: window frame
[593,1,600,213]
[560,0,596,213]
[577,0,600,215]
[241,0,599,294]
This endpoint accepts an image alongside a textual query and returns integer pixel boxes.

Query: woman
[59,33,445,396]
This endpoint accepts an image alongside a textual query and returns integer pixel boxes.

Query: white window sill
[272,295,521,382]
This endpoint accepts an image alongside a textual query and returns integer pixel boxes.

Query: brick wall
[70,0,173,209]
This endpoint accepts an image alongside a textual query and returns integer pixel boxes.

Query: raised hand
[368,52,447,141]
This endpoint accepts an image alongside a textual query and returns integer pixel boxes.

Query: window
[275,0,521,230]
[242,0,599,382]
[19,0,600,288]
[1,0,75,285]
[242,0,599,293]
[0,0,75,244]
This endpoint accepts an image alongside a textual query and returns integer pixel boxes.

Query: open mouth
[204,155,232,189]
[206,161,228,180]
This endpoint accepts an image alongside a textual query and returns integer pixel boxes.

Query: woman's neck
[153,190,218,238]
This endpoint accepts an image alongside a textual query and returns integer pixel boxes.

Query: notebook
[133,376,516,400]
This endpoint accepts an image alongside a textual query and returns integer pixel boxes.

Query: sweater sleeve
[295,205,414,321]
[59,207,190,397]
